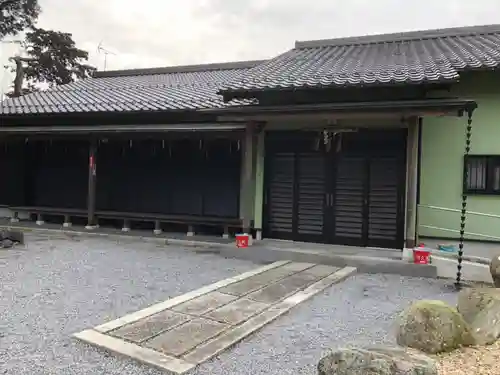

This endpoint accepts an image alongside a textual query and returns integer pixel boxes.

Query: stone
[489,255,500,287]
[317,346,437,375]
[457,287,500,324]
[458,287,500,345]
[395,300,474,354]
[0,239,13,248]
[144,317,228,357]
[0,230,24,245]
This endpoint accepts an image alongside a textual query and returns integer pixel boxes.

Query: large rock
[317,346,437,375]
[0,239,13,248]
[457,287,500,323]
[0,230,24,246]
[395,300,474,354]
[490,255,500,287]
[457,287,500,345]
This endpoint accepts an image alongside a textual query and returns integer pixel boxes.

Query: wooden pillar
[63,214,72,228]
[241,123,255,234]
[122,219,131,232]
[35,213,44,226]
[85,139,98,230]
[10,211,19,223]
[154,220,162,235]
[253,128,265,240]
[405,117,420,249]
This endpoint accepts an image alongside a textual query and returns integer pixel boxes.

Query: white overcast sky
[1,0,500,94]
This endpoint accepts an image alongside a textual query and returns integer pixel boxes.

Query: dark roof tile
[221,24,500,94]
[0,60,264,115]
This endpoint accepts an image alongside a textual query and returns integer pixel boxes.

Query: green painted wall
[420,71,500,241]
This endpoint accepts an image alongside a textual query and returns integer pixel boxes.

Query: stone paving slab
[73,261,357,374]
[246,266,332,304]
[171,291,237,316]
[218,262,314,296]
[203,297,270,326]
[144,318,229,357]
[110,310,190,343]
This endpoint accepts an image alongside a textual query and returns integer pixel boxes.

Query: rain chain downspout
[456,109,473,289]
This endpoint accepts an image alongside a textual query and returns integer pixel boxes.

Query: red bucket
[236,233,249,248]
[413,247,431,264]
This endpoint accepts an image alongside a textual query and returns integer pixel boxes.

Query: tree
[0,0,40,40]
[7,27,96,97]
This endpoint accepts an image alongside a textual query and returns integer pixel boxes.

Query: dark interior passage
[0,138,26,206]
[96,136,241,218]
[26,139,89,209]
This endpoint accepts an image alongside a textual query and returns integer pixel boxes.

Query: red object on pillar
[236,234,249,248]
[89,155,96,176]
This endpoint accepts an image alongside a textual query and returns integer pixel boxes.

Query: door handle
[330,193,334,207]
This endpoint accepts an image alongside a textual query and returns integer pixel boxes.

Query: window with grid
[463,155,500,195]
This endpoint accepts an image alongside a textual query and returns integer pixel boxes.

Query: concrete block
[432,255,493,284]
[219,246,437,278]
[73,329,195,374]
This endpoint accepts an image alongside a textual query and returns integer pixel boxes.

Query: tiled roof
[221,24,500,95]
[0,60,264,115]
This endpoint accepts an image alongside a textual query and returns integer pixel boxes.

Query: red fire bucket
[235,233,249,248]
[413,245,431,265]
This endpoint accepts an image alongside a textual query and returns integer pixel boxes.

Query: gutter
[0,123,247,134]
[204,98,478,117]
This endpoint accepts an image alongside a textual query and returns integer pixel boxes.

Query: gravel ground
[0,233,257,375]
[1,233,462,375]
[436,341,500,375]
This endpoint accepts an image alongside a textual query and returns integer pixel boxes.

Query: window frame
[463,155,500,195]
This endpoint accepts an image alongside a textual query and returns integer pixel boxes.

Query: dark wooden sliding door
[264,129,406,249]
[264,132,326,243]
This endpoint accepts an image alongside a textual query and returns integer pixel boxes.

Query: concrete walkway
[0,220,436,278]
[74,261,356,374]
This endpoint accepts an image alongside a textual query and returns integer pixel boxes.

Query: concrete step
[431,255,493,284]
[219,245,437,279]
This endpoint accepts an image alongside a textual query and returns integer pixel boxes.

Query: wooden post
[122,219,131,232]
[154,220,162,235]
[35,213,44,226]
[63,214,72,228]
[253,126,265,241]
[86,139,98,230]
[405,117,419,250]
[242,124,255,234]
[10,211,19,223]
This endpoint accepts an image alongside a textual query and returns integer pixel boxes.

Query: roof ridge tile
[295,24,500,49]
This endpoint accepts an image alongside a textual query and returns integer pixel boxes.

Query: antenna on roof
[97,41,116,71]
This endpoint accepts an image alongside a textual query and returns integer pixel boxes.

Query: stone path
[74,261,356,374]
